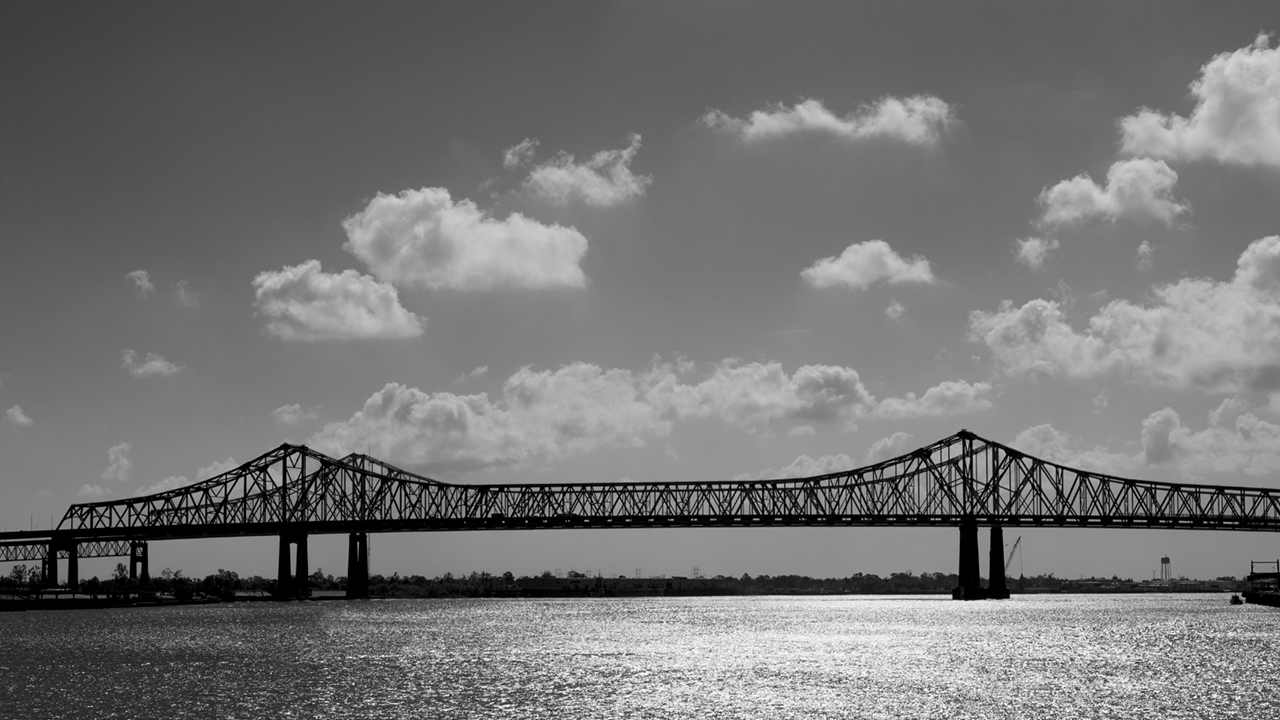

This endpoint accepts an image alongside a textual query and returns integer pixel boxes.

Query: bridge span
[4,429,1280,600]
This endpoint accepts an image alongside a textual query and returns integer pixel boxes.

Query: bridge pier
[276,533,310,600]
[66,542,78,590]
[346,532,369,599]
[953,519,982,599]
[129,541,149,583]
[987,525,1009,599]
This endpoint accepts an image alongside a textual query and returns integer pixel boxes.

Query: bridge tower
[129,540,149,583]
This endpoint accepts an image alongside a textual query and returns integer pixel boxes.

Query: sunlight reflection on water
[2,594,1278,719]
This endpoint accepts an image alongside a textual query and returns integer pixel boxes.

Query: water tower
[1161,556,1171,581]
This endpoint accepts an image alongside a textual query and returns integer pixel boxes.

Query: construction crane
[1006,536,1023,590]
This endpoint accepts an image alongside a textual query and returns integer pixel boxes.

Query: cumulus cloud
[252,260,423,342]
[174,280,196,308]
[1120,33,1280,167]
[134,456,238,496]
[121,350,182,378]
[872,380,994,420]
[271,403,321,426]
[1136,240,1154,272]
[702,95,954,145]
[309,359,877,474]
[503,138,538,169]
[5,404,33,427]
[1014,237,1060,269]
[79,484,112,498]
[523,134,652,207]
[102,442,132,483]
[1136,400,1280,477]
[1037,158,1188,226]
[970,236,1280,395]
[127,270,155,297]
[1010,424,1137,476]
[802,240,935,290]
[866,431,916,463]
[885,299,905,321]
[455,366,489,384]
[736,453,858,481]
[342,187,588,291]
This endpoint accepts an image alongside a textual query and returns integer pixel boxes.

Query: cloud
[78,484,112,498]
[736,453,858,481]
[1014,237,1059,269]
[1037,158,1188,226]
[1010,424,1137,475]
[523,134,652,207]
[271,404,320,426]
[343,187,588,291]
[885,300,905,321]
[102,442,132,483]
[503,138,538,169]
[455,366,489,384]
[970,236,1280,395]
[1136,240,1154,272]
[801,240,935,290]
[1120,33,1280,167]
[252,260,423,342]
[121,350,182,378]
[309,359,877,474]
[5,405,32,427]
[126,270,155,297]
[134,456,237,496]
[872,380,993,420]
[174,280,196,308]
[866,431,916,463]
[1136,400,1280,477]
[702,95,954,145]
[1093,390,1109,413]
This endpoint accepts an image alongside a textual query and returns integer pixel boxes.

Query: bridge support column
[66,542,78,590]
[294,534,309,599]
[952,519,982,600]
[346,533,369,599]
[276,533,310,600]
[129,541,149,583]
[987,525,1009,599]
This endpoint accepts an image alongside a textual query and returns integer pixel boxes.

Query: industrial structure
[5,429,1280,601]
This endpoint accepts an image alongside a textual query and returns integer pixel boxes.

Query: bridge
[4,429,1280,600]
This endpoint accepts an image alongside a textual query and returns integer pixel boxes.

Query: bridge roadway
[5,430,1280,600]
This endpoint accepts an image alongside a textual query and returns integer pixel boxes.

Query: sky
[3,2,1280,583]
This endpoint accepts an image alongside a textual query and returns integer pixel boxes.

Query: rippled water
[2,594,1277,719]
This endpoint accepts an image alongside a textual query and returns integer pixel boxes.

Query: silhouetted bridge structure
[5,430,1280,600]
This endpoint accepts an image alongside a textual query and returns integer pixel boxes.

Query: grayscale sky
[3,2,1280,582]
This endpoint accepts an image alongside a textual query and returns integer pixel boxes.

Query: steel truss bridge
[4,429,1280,600]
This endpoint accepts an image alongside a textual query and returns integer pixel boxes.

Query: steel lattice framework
[2,429,1271,558]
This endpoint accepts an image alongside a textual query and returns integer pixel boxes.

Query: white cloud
[736,453,858,481]
[1010,424,1137,476]
[802,240,935,290]
[866,431,916,463]
[872,380,993,420]
[503,138,538,169]
[271,403,321,426]
[197,457,237,480]
[885,299,905,321]
[78,484,112,498]
[1120,33,1280,167]
[309,359,877,474]
[970,236,1280,395]
[1014,237,1059,269]
[134,456,237,496]
[174,280,196,308]
[343,187,588,291]
[121,350,182,378]
[5,404,32,427]
[1093,390,1109,413]
[102,442,132,483]
[252,260,423,342]
[787,425,816,437]
[1037,158,1188,226]
[455,366,489,384]
[523,134,652,207]
[1136,240,1154,272]
[702,95,954,145]
[1137,400,1280,477]
[126,270,154,297]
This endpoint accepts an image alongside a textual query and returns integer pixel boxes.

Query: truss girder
[38,431,1280,542]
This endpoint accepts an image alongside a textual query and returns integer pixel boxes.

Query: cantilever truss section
[50,429,1280,541]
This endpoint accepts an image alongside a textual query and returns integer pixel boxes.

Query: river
[2,594,1277,719]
